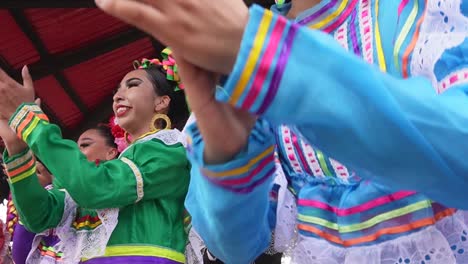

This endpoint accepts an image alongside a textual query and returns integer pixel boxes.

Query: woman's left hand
[0,66,35,120]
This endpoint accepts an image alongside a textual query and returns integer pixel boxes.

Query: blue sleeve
[220,5,468,208]
[184,119,276,263]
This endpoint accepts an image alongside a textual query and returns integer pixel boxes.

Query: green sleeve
[9,103,190,209]
[3,149,65,233]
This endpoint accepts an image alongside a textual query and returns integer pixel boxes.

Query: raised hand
[0,66,35,120]
[95,0,249,75]
[176,56,256,164]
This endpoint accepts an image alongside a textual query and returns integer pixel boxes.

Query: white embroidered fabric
[119,129,186,157]
[27,191,119,264]
[280,210,468,264]
[27,232,59,264]
[185,160,294,263]
[436,210,468,263]
[185,228,204,264]
[137,129,187,147]
[273,162,298,254]
[289,225,456,264]
[268,163,468,264]
[410,0,468,87]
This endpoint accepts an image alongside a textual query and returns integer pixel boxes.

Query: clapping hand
[95,0,249,75]
[0,66,35,155]
[0,66,35,120]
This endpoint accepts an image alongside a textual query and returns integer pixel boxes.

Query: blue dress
[185,1,468,263]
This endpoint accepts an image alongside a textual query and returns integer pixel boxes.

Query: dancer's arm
[220,5,468,208]
[2,134,65,233]
[7,104,190,209]
[185,118,276,264]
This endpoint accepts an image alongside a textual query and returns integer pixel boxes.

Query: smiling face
[113,69,170,137]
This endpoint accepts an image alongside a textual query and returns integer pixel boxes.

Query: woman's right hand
[176,56,256,164]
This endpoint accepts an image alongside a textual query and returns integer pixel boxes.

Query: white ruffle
[186,157,468,264]
[27,191,119,264]
[436,210,468,263]
[273,161,298,254]
[287,225,456,264]
[410,0,468,87]
[279,211,468,264]
[185,228,204,264]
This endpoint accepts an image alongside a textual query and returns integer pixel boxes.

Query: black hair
[141,66,190,131]
[93,124,118,149]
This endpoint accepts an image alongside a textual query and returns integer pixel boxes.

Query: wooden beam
[0,0,96,8]
[0,0,274,8]
[11,29,148,82]
[9,9,90,116]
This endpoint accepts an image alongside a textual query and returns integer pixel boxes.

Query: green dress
[4,103,190,263]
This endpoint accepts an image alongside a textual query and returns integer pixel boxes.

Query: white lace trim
[120,157,144,203]
[438,68,468,93]
[410,0,468,87]
[9,106,31,132]
[287,225,456,264]
[119,129,186,157]
[277,210,468,264]
[185,228,204,264]
[436,210,468,263]
[273,163,298,254]
[27,191,119,263]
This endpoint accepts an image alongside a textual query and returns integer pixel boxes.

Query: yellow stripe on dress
[310,0,349,29]
[298,199,431,233]
[73,220,102,229]
[22,116,41,141]
[229,11,274,105]
[82,245,185,263]
[203,145,275,178]
[10,165,36,184]
[374,0,387,72]
[120,157,144,203]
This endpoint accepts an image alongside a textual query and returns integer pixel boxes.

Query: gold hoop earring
[124,131,132,144]
[150,114,171,132]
